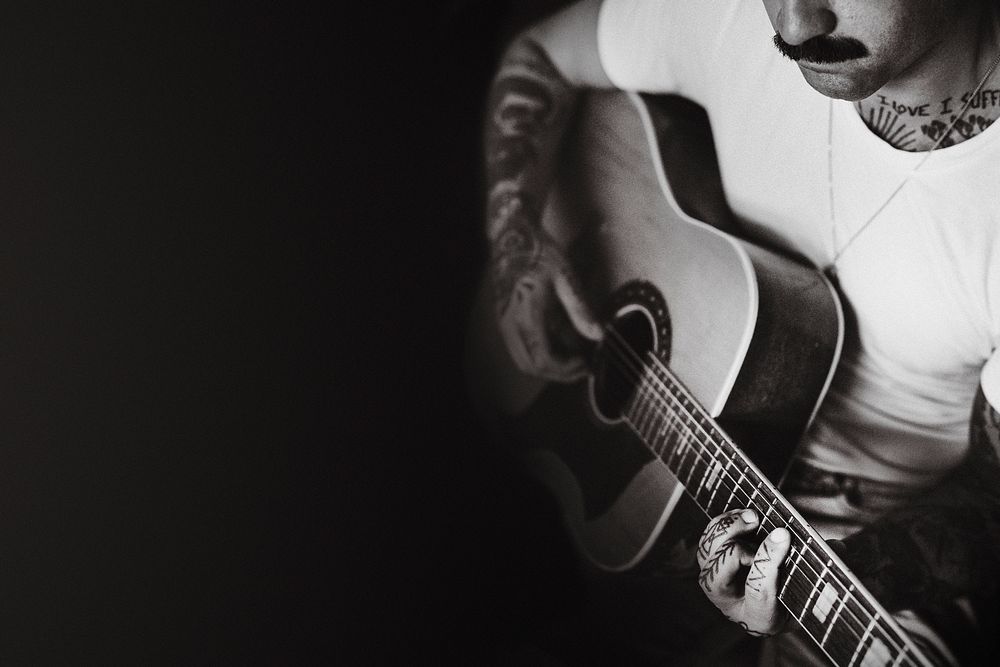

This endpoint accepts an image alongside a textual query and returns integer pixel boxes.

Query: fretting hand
[696,508,793,637]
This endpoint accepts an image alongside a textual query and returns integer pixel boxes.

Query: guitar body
[469,91,844,573]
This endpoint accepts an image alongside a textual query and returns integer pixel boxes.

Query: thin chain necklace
[824,46,1000,278]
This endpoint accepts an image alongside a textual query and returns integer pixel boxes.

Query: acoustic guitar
[468,91,937,667]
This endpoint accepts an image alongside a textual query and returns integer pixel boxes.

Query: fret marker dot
[811,582,838,624]
[859,638,891,667]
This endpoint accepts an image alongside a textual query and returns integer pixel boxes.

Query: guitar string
[599,334,897,660]
[599,330,920,663]
[609,326,932,667]
[598,327,920,662]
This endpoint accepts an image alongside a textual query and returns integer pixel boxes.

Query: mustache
[772,33,869,64]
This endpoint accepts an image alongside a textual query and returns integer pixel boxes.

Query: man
[483,0,1000,664]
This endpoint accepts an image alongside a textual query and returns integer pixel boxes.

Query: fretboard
[622,354,935,667]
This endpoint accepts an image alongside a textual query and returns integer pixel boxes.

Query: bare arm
[838,386,1000,611]
[484,0,612,380]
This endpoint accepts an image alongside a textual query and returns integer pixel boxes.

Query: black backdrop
[0,1,595,663]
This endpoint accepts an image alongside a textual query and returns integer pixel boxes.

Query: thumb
[553,273,603,342]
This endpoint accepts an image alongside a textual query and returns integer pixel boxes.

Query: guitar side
[468,91,843,572]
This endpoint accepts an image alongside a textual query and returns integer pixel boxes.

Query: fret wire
[796,561,831,623]
[780,536,809,599]
[724,466,747,513]
[763,514,890,646]
[647,423,890,655]
[634,367,658,432]
[670,426,685,468]
[665,419,681,460]
[761,499,777,529]
[605,343,916,660]
[790,576,908,667]
[676,431,693,480]
[779,574,869,667]
[752,510,899,652]
[706,457,729,512]
[633,371,654,434]
[647,417,661,456]
[629,368,867,590]
[779,572,864,661]
[670,452,891,656]
[665,424,682,468]
[683,431,700,486]
[633,386,649,434]
[777,590,844,667]
[625,395,893,657]
[654,416,669,456]
[609,344,866,589]
[641,371,662,434]
[749,479,762,508]
[694,461,711,497]
[645,402,664,452]
[692,449,715,499]
[848,617,878,667]
[822,583,854,647]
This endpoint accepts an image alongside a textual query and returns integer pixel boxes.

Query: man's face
[760,0,968,100]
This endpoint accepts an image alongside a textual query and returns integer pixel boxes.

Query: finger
[697,508,761,566]
[526,278,590,382]
[536,357,589,382]
[744,527,792,606]
[531,317,590,381]
[698,536,754,600]
[499,307,533,373]
[553,272,603,342]
[500,279,587,381]
[498,281,537,374]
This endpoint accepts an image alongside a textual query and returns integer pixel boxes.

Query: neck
[621,360,935,667]
[858,3,1000,151]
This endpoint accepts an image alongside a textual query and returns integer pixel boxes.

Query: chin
[798,65,879,102]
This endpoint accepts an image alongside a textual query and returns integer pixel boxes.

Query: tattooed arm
[837,386,1000,612]
[484,0,611,381]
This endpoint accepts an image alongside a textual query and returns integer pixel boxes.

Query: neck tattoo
[823,47,1000,278]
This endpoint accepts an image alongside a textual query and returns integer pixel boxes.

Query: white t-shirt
[597,0,1000,487]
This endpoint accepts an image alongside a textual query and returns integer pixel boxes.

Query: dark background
[0,2,589,663]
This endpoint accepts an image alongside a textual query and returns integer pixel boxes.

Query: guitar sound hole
[592,307,657,422]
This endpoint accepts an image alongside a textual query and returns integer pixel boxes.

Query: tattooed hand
[697,509,792,637]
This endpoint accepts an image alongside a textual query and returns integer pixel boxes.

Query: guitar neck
[622,354,934,667]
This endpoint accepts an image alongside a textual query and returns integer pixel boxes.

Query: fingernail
[741,509,757,524]
[770,528,790,544]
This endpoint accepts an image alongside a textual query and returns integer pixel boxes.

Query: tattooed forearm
[839,387,1000,612]
[484,38,576,311]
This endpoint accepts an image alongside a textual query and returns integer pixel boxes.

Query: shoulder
[596,0,778,95]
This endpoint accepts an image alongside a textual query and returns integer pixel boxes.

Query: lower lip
[797,60,844,73]
[798,54,867,71]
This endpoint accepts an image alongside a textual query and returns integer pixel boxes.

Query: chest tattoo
[857,90,1000,151]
